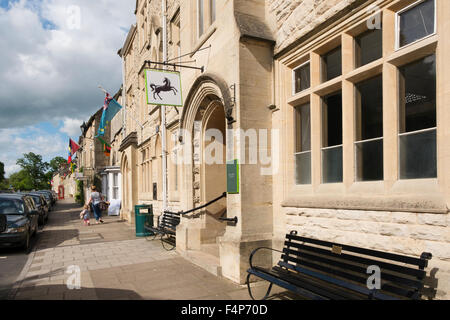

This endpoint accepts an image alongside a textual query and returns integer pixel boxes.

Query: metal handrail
[164,192,227,216]
[163,192,238,225]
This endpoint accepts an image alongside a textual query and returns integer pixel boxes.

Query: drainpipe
[162,0,168,211]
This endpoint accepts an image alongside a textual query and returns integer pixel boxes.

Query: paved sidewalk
[8,199,287,300]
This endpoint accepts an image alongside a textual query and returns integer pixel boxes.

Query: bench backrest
[280,231,433,300]
[160,211,181,231]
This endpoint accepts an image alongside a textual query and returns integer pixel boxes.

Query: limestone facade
[110,0,450,298]
[273,0,450,299]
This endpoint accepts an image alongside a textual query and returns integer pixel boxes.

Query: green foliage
[75,180,85,205]
[9,170,34,191]
[0,161,8,190]
[0,161,5,182]
[16,152,50,190]
[48,156,67,175]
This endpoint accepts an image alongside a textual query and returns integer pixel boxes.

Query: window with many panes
[295,103,311,184]
[288,0,439,188]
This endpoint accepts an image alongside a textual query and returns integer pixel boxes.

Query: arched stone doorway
[178,75,232,258]
[196,100,227,244]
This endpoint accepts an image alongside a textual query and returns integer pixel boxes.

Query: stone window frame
[395,0,437,51]
[197,0,216,39]
[283,0,440,195]
[139,144,152,197]
[168,128,180,202]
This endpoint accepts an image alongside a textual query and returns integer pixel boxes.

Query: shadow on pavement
[14,284,143,300]
[33,229,80,250]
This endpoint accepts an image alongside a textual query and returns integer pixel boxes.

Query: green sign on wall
[227,159,239,194]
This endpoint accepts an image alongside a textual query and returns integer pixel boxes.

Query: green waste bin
[135,204,154,237]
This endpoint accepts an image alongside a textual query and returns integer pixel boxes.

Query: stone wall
[281,207,450,299]
[268,0,361,53]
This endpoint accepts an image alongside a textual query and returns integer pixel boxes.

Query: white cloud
[59,117,83,137]
[0,126,67,177]
[0,0,135,128]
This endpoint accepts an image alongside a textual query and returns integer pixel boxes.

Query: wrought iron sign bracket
[144,60,204,73]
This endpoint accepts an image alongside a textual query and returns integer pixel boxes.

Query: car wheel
[22,231,30,251]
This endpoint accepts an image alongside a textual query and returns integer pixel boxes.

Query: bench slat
[281,254,420,299]
[284,241,426,279]
[283,245,425,286]
[286,234,427,268]
[271,266,368,300]
[248,267,329,300]
[278,261,400,300]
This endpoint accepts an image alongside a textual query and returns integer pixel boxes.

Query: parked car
[38,190,56,206]
[0,194,39,250]
[34,191,53,211]
[51,190,58,202]
[18,192,49,225]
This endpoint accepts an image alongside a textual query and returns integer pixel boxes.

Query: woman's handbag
[99,201,110,211]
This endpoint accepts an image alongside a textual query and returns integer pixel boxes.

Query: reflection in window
[322,47,342,82]
[399,54,436,179]
[398,0,435,48]
[355,75,384,181]
[322,92,343,183]
[293,62,310,94]
[355,28,383,68]
[295,103,311,185]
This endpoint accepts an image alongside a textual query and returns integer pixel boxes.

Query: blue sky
[0,0,135,176]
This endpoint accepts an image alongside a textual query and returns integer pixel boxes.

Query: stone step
[200,243,220,258]
[183,249,222,277]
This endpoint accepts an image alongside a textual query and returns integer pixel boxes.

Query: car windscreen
[0,199,25,215]
[31,196,41,205]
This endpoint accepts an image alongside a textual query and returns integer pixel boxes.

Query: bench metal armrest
[249,247,284,270]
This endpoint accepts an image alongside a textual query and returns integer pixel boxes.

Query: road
[0,224,41,299]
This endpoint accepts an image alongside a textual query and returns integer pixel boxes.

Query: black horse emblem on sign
[150,77,178,100]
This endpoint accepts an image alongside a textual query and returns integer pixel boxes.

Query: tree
[16,152,50,190]
[9,170,34,191]
[48,156,68,176]
[0,161,8,190]
[0,161,5,182]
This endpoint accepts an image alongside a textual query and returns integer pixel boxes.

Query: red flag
[70,139,80,155]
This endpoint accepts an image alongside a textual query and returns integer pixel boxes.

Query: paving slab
[7,198,294,300]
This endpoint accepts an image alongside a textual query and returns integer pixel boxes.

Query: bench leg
[246,273,273,301]
[161,234,176,251]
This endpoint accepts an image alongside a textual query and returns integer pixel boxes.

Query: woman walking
[88,185,104,224]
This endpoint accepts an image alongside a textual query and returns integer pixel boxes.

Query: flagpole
[162,0,168,212]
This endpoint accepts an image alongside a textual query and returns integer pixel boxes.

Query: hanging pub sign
[145,69,183,107]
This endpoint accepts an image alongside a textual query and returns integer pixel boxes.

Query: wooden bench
[145,211,181,250]
[246,231,434,300]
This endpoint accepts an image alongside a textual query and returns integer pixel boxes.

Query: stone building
[114,0,450,298]
[77,107,112,201]
[100,88,124,205]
